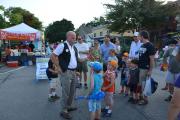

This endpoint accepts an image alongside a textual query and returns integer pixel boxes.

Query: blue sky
[0,0,176,29]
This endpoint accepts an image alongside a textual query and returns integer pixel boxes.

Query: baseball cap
[89,62,102,71]
[109,60,118,68]
[134,32,139,37]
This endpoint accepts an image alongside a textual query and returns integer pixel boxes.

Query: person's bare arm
[50,53,62,74]
[79,50,89,54]
[48,68,58,74]
[148,55,155,76]
[163,49,170,64]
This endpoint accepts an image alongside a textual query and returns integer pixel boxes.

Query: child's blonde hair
[109,60,118,68]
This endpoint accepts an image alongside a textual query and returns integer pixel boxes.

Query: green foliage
[4,7,42,30]
[45,19,75,43]
[105,0,179,32]
[85,16,109,27]
[0,5,7,28]
[121,44,130,53]
[120,36,133,52]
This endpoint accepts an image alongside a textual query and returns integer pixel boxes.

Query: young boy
[88,61,103,120]
[127,59,140,104]
[102,60,118,117]
[119,52,129,96]
[46,59,60,102]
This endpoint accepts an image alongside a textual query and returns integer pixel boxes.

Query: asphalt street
[0,66,169,120]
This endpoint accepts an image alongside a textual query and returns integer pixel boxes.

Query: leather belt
[67,68,76,71]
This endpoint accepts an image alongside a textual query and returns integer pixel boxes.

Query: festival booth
[0,23,45,67]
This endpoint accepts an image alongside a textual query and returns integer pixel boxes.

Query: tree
[85,16,109,27]
[45,19,75,43]
[4,7,42,30]
[0,5,7,28]
[105,0,179,32]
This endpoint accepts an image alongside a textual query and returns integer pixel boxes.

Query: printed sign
[36,57,49,80]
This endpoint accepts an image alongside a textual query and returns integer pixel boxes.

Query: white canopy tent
[2,23,41,39]
[0,23,43,50]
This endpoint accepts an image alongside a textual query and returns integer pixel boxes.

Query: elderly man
[100,35,116,72]
[75,36,89,89]
[129,32,142,59]
[51,31,78,119]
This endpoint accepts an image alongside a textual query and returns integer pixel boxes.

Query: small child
[108,49,118,63]
[88,62,103,120]
[127,59,140,104]
[46,59,60,102]
[108,49,118,93]
[119,52,129,96]
[102,60,118,117]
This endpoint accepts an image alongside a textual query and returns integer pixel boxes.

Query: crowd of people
[45,31,180,120]
[3,41,35,62]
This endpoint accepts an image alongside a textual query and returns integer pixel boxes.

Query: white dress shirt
[129,41,142,59]
[53,41,77,69]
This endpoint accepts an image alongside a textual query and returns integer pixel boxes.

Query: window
[100,32,103,36]
[94,33,96,37]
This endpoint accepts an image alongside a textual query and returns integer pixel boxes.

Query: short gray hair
[66,31,76,37]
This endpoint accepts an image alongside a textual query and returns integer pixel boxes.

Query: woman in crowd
[89,40,101,62]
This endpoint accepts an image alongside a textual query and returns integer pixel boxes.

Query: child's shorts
[121,78,127,86]
[128,83,138,93]
[88,100,101,112]
[105,92,114,105]
[49,78,59,89]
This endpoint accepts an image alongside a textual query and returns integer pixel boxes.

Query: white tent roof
[2,23,41,38]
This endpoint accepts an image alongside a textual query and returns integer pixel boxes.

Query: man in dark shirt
[138,30,155,105]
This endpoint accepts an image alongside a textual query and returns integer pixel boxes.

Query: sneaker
[84,83,88,89]
[60,111,72,119]
[67,107,77,112]
[48,96,56,102]
[53,95,60,100]
[128,97,133,102]
[131,99,138,104]
[103,112,112,117]
[138,99,148,105]
[101,108,108,113]
[165,95,172,102]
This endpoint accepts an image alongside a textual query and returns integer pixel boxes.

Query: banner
[0,30,36,41]
[36,57,49,80]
